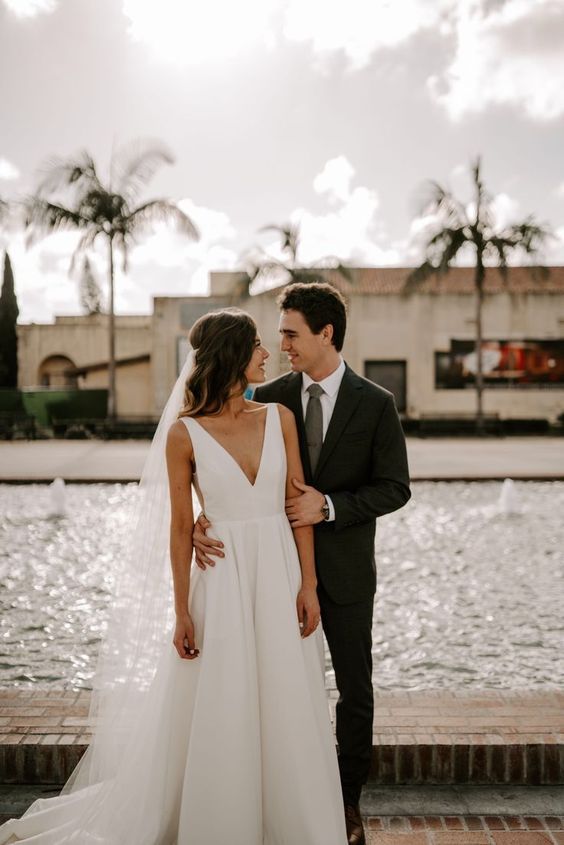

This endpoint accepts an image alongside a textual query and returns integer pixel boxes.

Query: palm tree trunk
[107,236,117,421]
[475,260,485,434]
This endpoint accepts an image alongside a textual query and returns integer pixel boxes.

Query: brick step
[364,817,564,845]
[2,784,564,843]
[1,689,563,786]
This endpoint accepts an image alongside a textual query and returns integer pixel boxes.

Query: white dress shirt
[301,357,346,522]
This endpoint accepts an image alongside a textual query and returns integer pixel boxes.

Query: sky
[0,0,564,323]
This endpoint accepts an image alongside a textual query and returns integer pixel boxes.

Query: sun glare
[122,0,279,65]
[3,0,57,18]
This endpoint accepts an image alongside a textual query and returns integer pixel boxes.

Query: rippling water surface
[0,481,562,690]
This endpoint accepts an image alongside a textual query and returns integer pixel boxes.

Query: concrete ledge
[2,437,564,482]
[2,784,564,839]
[1,689,562,786]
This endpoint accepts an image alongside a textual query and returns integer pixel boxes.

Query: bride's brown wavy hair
[178,308,258,418]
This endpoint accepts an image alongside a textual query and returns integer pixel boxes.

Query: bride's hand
[296,587,321,638]
[173,613,199,659]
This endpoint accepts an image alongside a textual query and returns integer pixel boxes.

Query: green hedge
[19,389,108,427]
[0,390,25,413]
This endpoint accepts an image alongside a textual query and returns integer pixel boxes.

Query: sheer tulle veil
[59,350,196,806]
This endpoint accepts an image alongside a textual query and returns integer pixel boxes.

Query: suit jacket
[254,364,411,605]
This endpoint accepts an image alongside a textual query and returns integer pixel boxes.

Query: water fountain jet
[48,477,67,517]
[498,478,521,514]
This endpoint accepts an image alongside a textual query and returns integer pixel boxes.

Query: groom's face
[278,309,327,375]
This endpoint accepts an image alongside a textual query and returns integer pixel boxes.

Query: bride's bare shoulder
[275,403,297,431]
[166,418,192,452]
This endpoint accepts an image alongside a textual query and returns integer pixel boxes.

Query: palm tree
[244,221,352,293]
[25,140,199,419]
[405,157,550,432]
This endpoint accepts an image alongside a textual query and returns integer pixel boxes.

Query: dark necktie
[305,383,324,473]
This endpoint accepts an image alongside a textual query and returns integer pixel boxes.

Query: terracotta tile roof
[316,266,564,295]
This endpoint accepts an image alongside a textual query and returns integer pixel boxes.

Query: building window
[364,360,407,413]
[435,339,564,389]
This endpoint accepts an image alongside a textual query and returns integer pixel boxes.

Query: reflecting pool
[0,481,562,690]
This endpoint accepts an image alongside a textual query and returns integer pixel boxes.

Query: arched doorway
[37,355,78,388]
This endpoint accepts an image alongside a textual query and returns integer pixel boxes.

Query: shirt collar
[302,357,345,398]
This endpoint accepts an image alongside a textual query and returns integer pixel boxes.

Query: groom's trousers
[317,580,375,807]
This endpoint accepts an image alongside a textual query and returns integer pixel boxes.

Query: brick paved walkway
[364,815,564,844]
[1,689,562,785]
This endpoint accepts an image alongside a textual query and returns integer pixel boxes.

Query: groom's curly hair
[277,282,347,351]
[179,308,257,417]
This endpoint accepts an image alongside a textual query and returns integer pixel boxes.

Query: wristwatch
[321,497,330,521]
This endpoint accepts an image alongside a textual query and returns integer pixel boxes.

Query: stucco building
[18,314,152,417]
[17,266,564,423]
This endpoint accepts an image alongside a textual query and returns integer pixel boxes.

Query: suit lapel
[314,365,363,480]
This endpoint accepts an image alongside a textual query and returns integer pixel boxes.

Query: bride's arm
[166,420,199,659]
[278,405,321,638]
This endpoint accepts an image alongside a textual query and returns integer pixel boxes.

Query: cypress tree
[0,251,19,388]
[79,255,103,315]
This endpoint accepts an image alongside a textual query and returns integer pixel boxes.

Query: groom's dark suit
[255,363,410,804]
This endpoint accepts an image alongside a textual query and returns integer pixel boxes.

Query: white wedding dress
[0,403,347,845]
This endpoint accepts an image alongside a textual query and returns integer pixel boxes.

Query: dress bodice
[180,403,287,524]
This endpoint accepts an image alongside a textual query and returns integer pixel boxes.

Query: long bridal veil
[3,352,196,842]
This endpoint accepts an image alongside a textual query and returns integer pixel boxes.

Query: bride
[0,308,347,845]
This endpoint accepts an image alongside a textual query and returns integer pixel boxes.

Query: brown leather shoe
[344,804,366,845]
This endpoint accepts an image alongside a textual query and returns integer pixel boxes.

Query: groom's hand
[193,513,224,570]
[285,479,325,527]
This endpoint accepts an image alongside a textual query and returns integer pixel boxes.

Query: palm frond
[69,228,103,274]
[334,262,354,283]
[260,222,300,262]
[470,156,496,231]
[127,199,199,242]
[403,260,437,295]
[247,257,287,282]
[432,227,469,271]
[504,218,552,252]
[110,140,175,203]
[486,219,552,282]
[35,151,104,199]
[486,235,512,279]
[419,180,468,228]
[24,197,91,247]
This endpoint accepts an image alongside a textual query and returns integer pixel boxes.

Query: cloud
[126,198,238,294]
[556,182,564,198]
[282,0,564,121]
[283,0,452,71]
[488,192,522,230]
[0,231,82,323]
[549,226,564,263]
[3,199,240,322]
[279,155,399,266]
[0,157,20,181]
[313,156,355,203]
[2,0,57,18]
[122,0,277,65]
[429,0,564,121]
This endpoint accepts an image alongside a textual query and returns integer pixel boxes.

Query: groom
[194,282,410,845]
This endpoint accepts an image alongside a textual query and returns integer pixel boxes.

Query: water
[0,482,562,691]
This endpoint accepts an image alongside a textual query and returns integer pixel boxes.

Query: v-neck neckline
[191,404,270,489]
